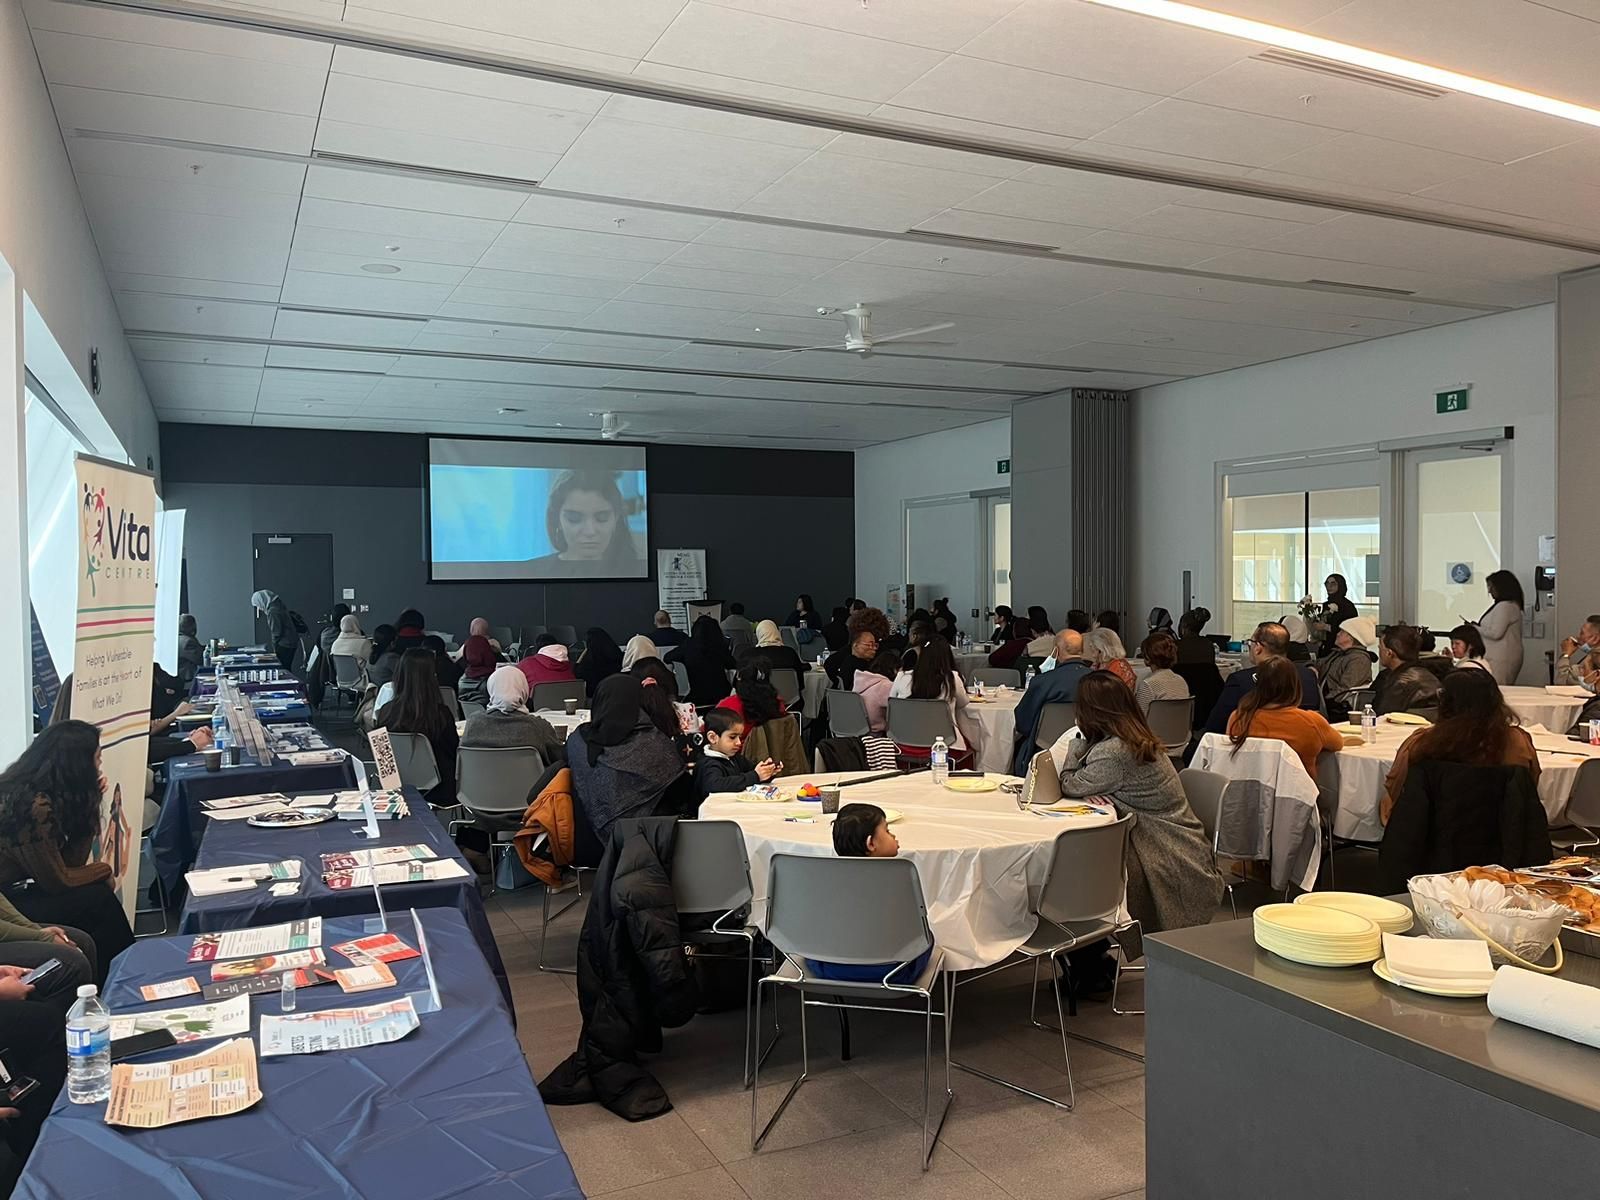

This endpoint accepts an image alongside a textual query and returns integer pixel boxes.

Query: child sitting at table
[694,708,780,800]
[805,804,932,983]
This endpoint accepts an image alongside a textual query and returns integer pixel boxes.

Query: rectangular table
[1147,916,1600,1198]
[15,910,583,1200]
[151,754,358,896]
[179,786,511,1008]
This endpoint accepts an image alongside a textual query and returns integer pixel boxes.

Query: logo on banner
[81,483,153,596]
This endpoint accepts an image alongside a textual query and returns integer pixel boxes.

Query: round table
[967,689,1022,773]
[1327,719,1600,840]
[954,649,996,679]
[1502,686,1588,734]
[699,770,1114,970]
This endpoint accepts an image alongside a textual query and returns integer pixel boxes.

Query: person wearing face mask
[1556,615,1600,688]
[1010,630,1094,774]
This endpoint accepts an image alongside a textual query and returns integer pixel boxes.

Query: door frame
[251,532,335,648]
[901,493,985,638]
[1395,439,1511,630]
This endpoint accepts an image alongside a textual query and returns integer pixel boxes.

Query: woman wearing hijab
[366,624,400,687]
[520,637,577,688]
[665,615,738,705]
[461,665,563,762]
[566,675,692,841]
[458,633,499,701]
[330,614,373,665]
[1146,607,1175,640]
[575,627,624,699]
[738,619,808,679]
[251,589,297,670]
[621,634,660,672]
[176,614,204,686]
[1317,575,1360,658]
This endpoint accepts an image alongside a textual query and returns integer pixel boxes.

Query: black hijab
[581,627,623,675]
[689,614,724,654]
[583,674,644,767]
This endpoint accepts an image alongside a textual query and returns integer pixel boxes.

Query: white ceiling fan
[777,304,955,357]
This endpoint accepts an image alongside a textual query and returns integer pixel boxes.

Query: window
[25,377,92,675]
[1228,485,1380,636]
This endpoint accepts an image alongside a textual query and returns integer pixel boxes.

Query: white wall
[1131,305,1557,681]
[0,3,157,475]
[854,418,1011,616]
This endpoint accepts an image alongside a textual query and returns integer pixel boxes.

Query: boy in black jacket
[695,708,780,799]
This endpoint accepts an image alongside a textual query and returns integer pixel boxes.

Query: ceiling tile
[1088,99,1340,169]
[352,0,691,62]
[301,165,529,221]
[271,309,427,348]
[1267,133,1488,194]
[1114,202,1333,248]
[742,152,998,230]
[1416,165,1600,231]
[699,0,1021,52]
[458,266,630,300]
[280,270,456,315]
[287,247,470,286]
[889,56,1163,141]
[296,196,505,247]
[24,0,333,66]
[291,224,491,267]
[129,337,268,367]
[509,193,719,240]
[47,83,318,155]
[1174,56,1439,133]
[643,3,946,103]
[312,121,564,182]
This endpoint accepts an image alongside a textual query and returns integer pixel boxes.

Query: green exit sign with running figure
[1436,386,1471,414]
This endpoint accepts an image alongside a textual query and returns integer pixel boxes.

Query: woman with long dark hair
[1055,673,1223,933]
[1475,569,1526,685]
[528,471,642,576]
[665,615,738,705]
[1381,670,1538,824]
[575,627,624,700]
[0,721,133,979]
[719,662,787,731]
[784,595,822,632]
[375,648,458,806]
[1227,656,1342,778]
[630,657,698,752]
[567,675,692,840]
[889,636,984,759]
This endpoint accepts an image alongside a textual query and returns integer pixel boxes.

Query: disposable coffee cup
[226,746,241,766]
[820,787,841,814]
[202,749,223,773]
[564,698,579,715]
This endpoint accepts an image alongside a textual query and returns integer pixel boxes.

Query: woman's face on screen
[557,489,618,560]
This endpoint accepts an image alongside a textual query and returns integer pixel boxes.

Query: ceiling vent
[912,230,1061,253]
[1305,278,1418,298]
[1254,49,1450,99]
[309,148,541,189]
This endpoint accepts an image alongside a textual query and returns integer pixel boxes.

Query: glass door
[983,495,1011,632]
[1403,447,1505,633]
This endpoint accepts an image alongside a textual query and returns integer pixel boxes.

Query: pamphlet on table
[323,859,469,889]
[139,977,200,1003]
[185,860,301,896]
[332,933,419,964]
[320,845,436,873]
[204,967,333,1000]
[209,948,326,982]
[104,1038,262,1129]
[290,790,409,819]
[109,993,250,1045]
[259,997,420,1057]
[188,918,322,963]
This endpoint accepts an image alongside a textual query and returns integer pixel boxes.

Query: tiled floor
[490,884,1147,1200]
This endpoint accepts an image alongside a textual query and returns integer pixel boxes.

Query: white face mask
[1039,655,1057,673]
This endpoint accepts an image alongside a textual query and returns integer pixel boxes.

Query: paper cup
[202,749,223,773]
[564,698,579,715]
[820,787,841,814]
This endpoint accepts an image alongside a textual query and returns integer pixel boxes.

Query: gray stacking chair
[1146,697,1195,757]
[438,686,463,720]
[887,697,956,749]
[827,689,871,737]
[385,732,441,796]
[970,667,1021,688]
[1180,767,1238,917]
[451,746,542,893]
[530,680,586,712]
[769,668,802,710]
[1033,701,1077,750]
[950,814,1136,1110]
[755,853,951,1170]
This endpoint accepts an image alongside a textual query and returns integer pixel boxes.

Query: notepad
[1382,933,1495,984]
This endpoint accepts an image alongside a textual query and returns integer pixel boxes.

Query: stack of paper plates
[1253,903,1381,966]
[1294,892,1414,934]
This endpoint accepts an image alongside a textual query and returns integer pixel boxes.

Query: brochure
[209,948,326,982]
[109,994,250,1046]
[105,1038,261,1129]
[185,861,301,897]
[333,961,395,993]
[332,933,419,965]
[323,860,469,889]
[203,967,332,1001]
[188,918,322,964]
[320,845,436,873]
[259,997,420,1057]
[138,977,200,1003]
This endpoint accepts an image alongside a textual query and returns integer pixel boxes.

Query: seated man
[652,610,689,648]
[1372,624,1443,715]
[1010,630,1094,775]
[1557,615,1600,688]
[1204,621,1325,734]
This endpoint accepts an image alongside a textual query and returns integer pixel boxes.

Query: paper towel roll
[1487,966,1600,1048]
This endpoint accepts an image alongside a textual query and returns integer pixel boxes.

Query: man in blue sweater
[1204,621,1325,734]
[1010,629,1095,774]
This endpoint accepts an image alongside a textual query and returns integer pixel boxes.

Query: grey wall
[1009,391,1073,619]
[1558,268,1600,622]
[162,424,855,646]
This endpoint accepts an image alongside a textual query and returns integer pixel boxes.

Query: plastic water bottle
[1025,664,1038,687]
[280,971,297,1012]
[212,706,228,755]
[930,736,949,785]
[66,985,111,1104]
[1361,704,1378,745]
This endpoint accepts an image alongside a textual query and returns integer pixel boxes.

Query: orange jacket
[514,767,577,887]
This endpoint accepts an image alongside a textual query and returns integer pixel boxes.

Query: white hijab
[621,635,659,671]
[486,664,530,714]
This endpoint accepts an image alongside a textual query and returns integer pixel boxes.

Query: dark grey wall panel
[163,425,854,645]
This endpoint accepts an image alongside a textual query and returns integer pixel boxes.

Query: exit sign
[1436,386,1471,414]
[997,458,1011,474]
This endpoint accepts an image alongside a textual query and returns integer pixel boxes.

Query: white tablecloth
[699,771,1113,970]
[954,650,996,678]
[968,690,1022,773]
[1503,686,1588,735]
[1320,719,1600,841]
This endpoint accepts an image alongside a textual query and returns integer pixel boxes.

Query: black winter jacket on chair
[540,816,697,1121]
[1378,761,1551,895]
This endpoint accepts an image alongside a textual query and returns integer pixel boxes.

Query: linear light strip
[1087,0,1600,128]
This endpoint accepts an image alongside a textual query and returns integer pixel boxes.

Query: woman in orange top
[1381,669,1539,824]
[1227,656,1343,778]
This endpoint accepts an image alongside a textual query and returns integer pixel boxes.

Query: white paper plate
[1372,958,1491,997]
[1295,892,1414,933]
[1254,903,1380,938]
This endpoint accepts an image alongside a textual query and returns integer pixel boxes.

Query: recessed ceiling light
[1086,0,1600,127]
[361,263,401,274]
[385,244,400,253]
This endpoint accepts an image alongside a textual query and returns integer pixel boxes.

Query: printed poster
[71,455,159,918]
[656,548,707,628]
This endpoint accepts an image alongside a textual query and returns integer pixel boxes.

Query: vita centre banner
[71,455,158,918]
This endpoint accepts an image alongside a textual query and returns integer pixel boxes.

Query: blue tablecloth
[175,700,313,729]
[151,756,357,896]
[15,910,583,1200]
[190,677,302,697]
[179,787,511,1009]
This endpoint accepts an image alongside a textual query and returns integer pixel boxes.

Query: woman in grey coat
[1053,672,1224,933]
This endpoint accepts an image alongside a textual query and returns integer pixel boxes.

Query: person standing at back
[1473,570,1526,685]
[1204,621,1324,734]
[251,590,298,670]
[1317,574,1360,658]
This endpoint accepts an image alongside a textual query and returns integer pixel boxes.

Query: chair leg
[537,874,583,975]
[837,1006,852,1062]
[1049,951,1077,1111]
[1110,949,1145,1017]
[741,935,781,1090]
[954,957,1070,1111]
[753,984,809,1153]
[920,981,955,1171]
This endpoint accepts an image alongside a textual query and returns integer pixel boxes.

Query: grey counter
[1146,917,1600,1199]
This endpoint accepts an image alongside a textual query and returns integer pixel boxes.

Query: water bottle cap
[77,984,96,998]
